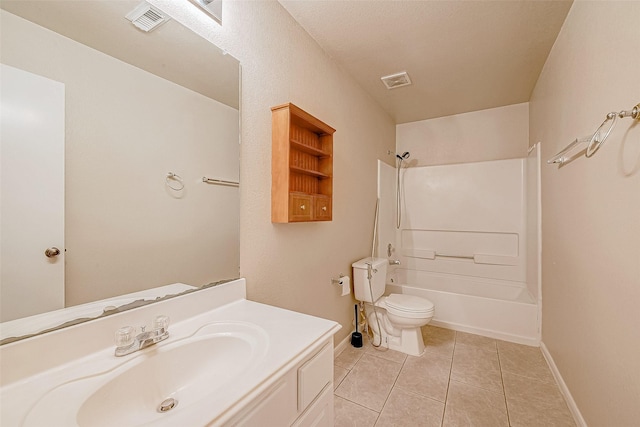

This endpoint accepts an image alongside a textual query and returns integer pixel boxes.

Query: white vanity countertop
[0,279,341,426]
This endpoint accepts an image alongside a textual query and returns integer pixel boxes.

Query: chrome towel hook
[165,172,184,191]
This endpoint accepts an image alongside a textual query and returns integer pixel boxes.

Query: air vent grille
[125,2,169,32]
[381,71,412,89]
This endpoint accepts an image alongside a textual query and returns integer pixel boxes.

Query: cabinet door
[233,377,297,427]
[289,193,313,221]
[292,385,333,427]
[313,196,331,221]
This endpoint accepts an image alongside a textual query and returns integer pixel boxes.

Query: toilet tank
[352,257,388,302]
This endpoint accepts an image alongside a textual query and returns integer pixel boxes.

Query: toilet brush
[351,304,363,347]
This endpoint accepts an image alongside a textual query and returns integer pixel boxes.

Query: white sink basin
[23,322,268,427]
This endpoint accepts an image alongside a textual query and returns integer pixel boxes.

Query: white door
[1,64,65,322]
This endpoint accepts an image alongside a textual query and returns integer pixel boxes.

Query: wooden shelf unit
[271,103,335,223]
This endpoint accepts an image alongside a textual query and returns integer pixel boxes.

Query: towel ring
[585,112,618,158]
[166,172,184,191]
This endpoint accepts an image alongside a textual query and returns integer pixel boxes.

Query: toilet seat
[384,294,434,318]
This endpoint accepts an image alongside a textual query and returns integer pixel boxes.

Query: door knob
[45,247,61,258]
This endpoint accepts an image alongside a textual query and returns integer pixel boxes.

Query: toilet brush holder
[351,304,363,347]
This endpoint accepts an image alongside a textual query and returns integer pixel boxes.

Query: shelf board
[290,139,330,158]
[290,166,330,179]
[290,191,329,197]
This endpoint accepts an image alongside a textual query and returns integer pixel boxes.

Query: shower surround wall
[381,155,540,345]
[386,102,537,344]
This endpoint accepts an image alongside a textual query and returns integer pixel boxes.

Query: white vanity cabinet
[230,340,334,427]
[0,279,342,427]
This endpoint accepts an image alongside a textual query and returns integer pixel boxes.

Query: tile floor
[334,325,576,427]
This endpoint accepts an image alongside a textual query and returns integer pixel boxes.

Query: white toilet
[352,257,435,356]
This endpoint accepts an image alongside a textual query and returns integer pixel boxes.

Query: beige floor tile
[335,365,349,390]
[507,394,576,427]
[502,371,565,405]
[455,331,497,352]
[443,380,509,427]
[375,387,444,427]
[497,341,555,384]
[334,331,576,426]
[334,396,379,427]
[395,352,452,402]
[336,344,366,370]
[335,353,403,412]
[451,342,503,393]
[422,325,456,358]
[363,334,408,364]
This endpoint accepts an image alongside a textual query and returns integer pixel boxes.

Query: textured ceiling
[280,0,573,124]
[1,0,239,109]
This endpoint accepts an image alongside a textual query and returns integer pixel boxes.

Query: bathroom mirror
[0,1,240,343]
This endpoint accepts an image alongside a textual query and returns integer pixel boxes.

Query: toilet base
[366,306,428,357]
[383,327,425,356]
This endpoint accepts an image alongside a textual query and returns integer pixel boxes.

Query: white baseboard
[430,319,540,347]
[540,341,587,427]
[334,333,350,358]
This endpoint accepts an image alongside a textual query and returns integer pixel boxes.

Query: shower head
[396,152,410,160]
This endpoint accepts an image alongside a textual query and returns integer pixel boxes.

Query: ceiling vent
[381,71,412,90]
[125,2,170,32]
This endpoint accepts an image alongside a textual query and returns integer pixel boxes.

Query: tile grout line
[439,330,457,427]
[496,345,512,427]
[335,343,404,425]
[371,349,408,425]
[334,354,383,420]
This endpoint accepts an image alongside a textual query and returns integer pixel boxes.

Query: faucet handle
[115,326,136,347]
[154,315,170,330]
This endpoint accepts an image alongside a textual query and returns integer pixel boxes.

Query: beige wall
[151,1,396,343]
[1,11,240,305]
[530,2,640,425]
[396,103,529,167]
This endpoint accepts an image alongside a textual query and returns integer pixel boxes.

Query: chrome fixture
[114,315,170,357]
[396,151,410,229]
[331,274,346,286]
[547,102,640,165]
[158,397,178,413]
[165,172,184,191]
[387,243,394,258]
[366,262,377,280]
[44,247,61,258]
[202,176,239,187]
[389,259,401,265]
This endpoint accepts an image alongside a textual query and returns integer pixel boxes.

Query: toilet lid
[385,294,434,314]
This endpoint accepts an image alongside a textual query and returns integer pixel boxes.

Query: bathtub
[387,268,540,346]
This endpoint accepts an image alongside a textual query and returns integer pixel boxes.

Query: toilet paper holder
[332,274,351,296]
[331,274,346,286]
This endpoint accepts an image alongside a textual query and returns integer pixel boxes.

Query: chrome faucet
[389,259,401,265]
[114,315,170,357]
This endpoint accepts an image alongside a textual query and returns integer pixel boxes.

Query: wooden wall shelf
[271,103,335,223]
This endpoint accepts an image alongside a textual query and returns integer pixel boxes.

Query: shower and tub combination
[373,147,541,346]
